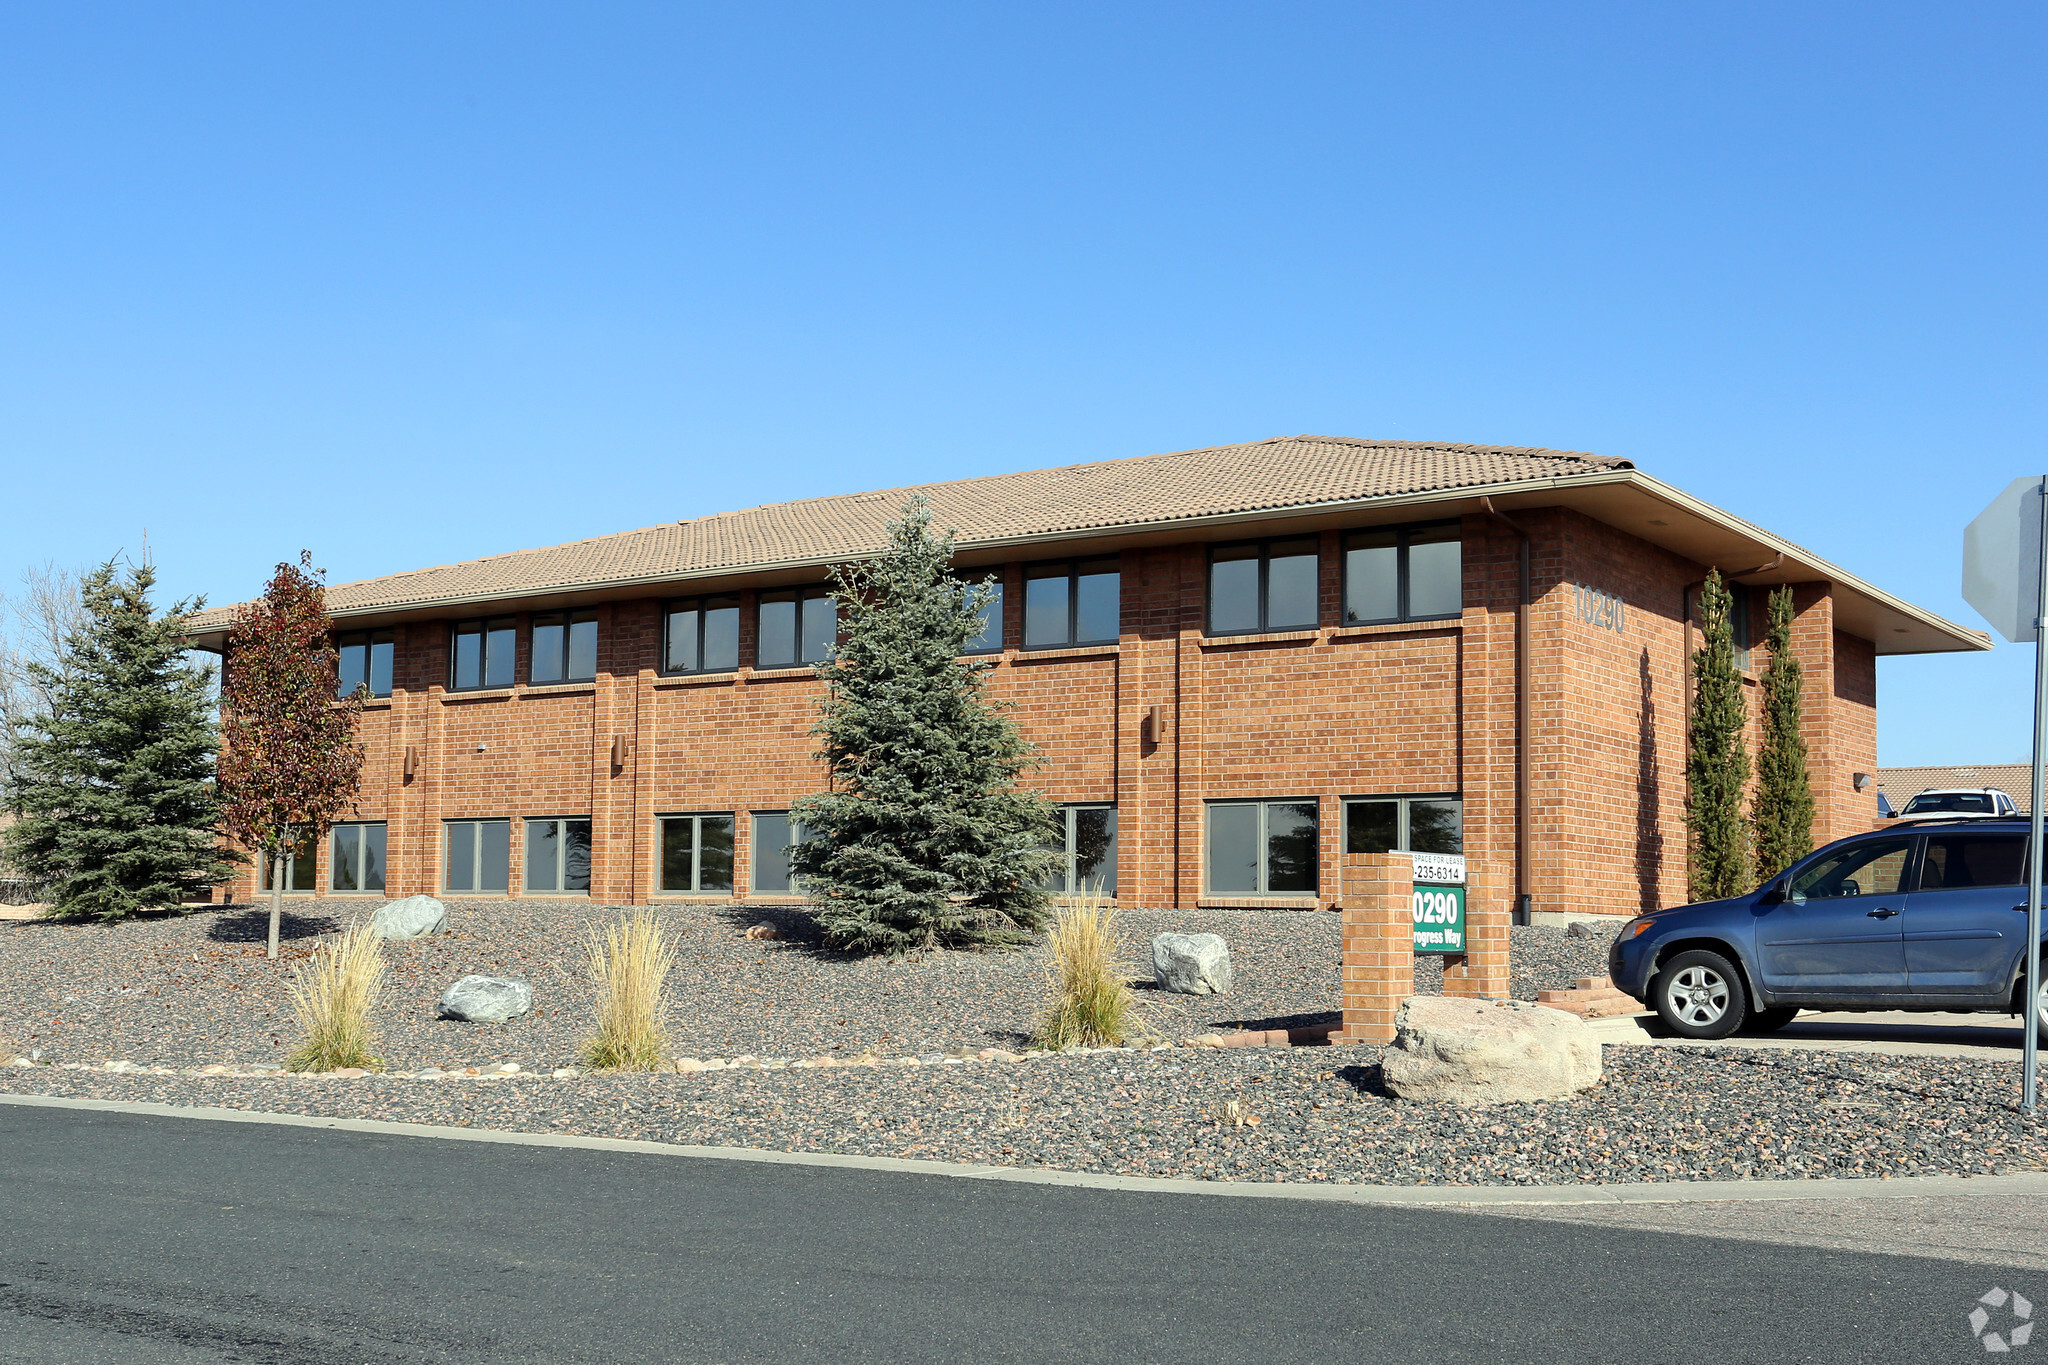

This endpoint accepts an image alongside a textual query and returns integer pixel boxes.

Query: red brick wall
[218,512,1886,915]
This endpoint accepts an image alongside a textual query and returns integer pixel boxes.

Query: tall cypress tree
[1687,569,1751,901]
[1752,585,1815,879]
[2,561,233,919]
[790,496,1059,955]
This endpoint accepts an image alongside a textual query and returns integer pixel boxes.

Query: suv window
[1903,792,1997,814]
[1790,837,1912,901]
[1918,834,2027,890]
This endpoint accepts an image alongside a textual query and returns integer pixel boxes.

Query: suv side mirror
[1759,877,1798,906]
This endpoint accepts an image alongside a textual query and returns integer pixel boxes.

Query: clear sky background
[1,2,2040,765]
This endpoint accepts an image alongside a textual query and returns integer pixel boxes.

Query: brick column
[1333,852,1413,1044]
[1440,862,1509,1000]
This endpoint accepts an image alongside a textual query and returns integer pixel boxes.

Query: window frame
[749,811,809,894]
[1204,798,1321,896]
[755,587,837,669]
[529,609,599,685]
[258,827,319,893]
[523,816,593,894]
[1341,520,1463,627]
[1207,538,1322,637]
[963,576,1005,654]
[1046,803,1118,897]
[661,595,743,676]
[1340,793,1464,856]
[1022,557,1121,651]
[336,630,395,699]
[328,821,388,894]
[442,818,512,895]
[659,812,737,894]
[449,617,517,692]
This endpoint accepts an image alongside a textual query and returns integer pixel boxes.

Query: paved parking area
[1590,1010,2028,1061]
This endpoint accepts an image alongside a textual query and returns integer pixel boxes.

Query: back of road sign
[1964,477,2047,645]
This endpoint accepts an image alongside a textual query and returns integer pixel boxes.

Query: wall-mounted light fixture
[403,745,418,780]
[1853,772,1871,791]
[610,735,626,771]
[1142,705,1165,745]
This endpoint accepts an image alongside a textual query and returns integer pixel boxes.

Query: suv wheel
[1652,949,1748,1040]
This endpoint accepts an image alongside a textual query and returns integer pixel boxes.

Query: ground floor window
[1046,804,1117,896]
[661,814,735,893]
[750,812,809,893]
[259,827,318,893]
[525,817,592,893]
[1206,800,1318,895]
[1343,794,1463,856]
[445,819,511,894]
[330,823,387,893]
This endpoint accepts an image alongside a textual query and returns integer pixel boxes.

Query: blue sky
[1,2,2040,764]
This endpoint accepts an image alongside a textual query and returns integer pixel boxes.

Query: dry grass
[0,1034,17,1065]
[283,921,386,1072]
[1031,895,1150,1050]
[581,909,676,1071]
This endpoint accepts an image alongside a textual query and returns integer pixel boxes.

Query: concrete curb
[7,1090,2047,1206]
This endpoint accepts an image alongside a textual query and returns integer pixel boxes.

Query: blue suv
[1609,817,2047,1040]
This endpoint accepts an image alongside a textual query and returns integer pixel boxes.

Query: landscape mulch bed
[7,900,2040,1187]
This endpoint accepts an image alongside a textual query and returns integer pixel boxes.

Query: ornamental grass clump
[1032,896,1148,1050]
[581,909,676,1071]
[283,921,386,1072]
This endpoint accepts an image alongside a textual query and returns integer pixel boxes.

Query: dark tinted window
[1904,792,1996,814]
[1919,834,2028,891]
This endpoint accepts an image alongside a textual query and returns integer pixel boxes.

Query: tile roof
[1876,765,2033,814]
[186,434,1630,628]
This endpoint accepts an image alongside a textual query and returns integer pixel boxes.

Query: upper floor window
[531,610,598,684]
[663,595,740,675]
[965,579,1004,653]
[1024,558,1119,649]
[1344,522,1461,625]
[758,588,835,668]
[451,618,516,691]
[336,630,394,698]
[1209,539,1318,636]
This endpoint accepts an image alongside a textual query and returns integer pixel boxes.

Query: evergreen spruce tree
[1,561,234,919]
[1686,570,1751,901]
[790,497,1060,954]
[1752,585,1815,880]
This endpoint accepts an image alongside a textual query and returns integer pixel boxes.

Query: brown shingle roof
[186,434,1629,628]
[1876,765,2033,814]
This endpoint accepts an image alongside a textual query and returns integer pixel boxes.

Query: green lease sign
[1412,883,1466,954]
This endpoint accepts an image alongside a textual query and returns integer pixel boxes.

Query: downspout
[1479,500,1532,927]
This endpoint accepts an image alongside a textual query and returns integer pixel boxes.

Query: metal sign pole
[2028,476,2047,1113]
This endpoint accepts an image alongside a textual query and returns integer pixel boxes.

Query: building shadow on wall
[1637,648,1666,915]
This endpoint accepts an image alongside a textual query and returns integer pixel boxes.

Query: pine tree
[1687,570,1751,901]
[790,496,1060,955]
[1752,585,1815,880]
[217,554,365,958]
[1,561,234,920]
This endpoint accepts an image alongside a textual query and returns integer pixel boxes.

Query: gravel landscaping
[0,900,1618,1072]
[11,900,2040,1188]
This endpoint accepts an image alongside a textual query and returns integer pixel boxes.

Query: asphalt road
[0,1105,2034,1364]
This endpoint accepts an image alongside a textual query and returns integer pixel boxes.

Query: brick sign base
[1332,851,1509,1044]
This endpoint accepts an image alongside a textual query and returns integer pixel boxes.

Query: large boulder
[1151,933,1233,995]
[1380,996,1600,1105]
[437,976,532,1024]
[370,895,447,939]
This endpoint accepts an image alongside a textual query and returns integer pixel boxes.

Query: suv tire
[1743,1006,1799,1034]
[1652,948,1749,1040]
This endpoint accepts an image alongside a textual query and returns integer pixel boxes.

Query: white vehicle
[1897,787,2020,817]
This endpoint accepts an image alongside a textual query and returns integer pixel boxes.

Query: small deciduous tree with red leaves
[217,553,365,958]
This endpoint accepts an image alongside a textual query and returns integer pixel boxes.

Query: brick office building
[187,435,1986,920]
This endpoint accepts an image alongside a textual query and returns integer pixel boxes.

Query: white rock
[435,975,533,1024]
[1151,933,1233,995]
[1379,996,1601,1106]
[370,895,448,939]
